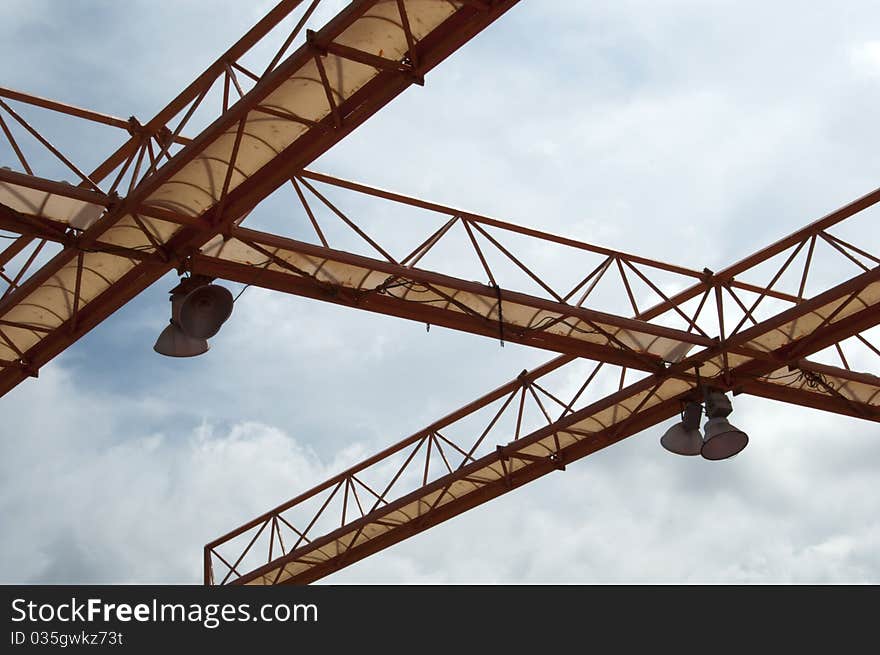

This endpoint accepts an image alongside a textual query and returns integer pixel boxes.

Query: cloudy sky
[1,0,879,584]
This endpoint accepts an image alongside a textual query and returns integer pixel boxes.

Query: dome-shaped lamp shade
[661,423,704,456]
[660,401,703,456]
[701,417,748,460]
[178,284,234,339]
[153,321,209,357]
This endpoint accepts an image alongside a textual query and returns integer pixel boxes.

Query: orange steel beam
[736,376,879,422]
[0,87,193,146]
[0,204,164,263]
[296,170,803,304]
[192,227,716,369]
[298,170,880,308]
[233,378,688,585]
[0,168,115,207]
[190,258,674,370]
[0,0,523,398]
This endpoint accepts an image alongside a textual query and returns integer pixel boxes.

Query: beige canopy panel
[672,276,880,384]
[202,233,709,363]
[742,281,880,354]
[0,178,105,229]
[0,0,464,373]
[0,250,135,365]
[240,375,691,585]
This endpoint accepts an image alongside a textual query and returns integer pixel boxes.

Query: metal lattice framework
[198,179,880,584]
[1,0,878,585]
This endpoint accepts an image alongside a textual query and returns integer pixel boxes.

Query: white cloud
[1,366,367,583]
[850,41,880,76]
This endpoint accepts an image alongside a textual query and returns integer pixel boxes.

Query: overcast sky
[1,0,879,584]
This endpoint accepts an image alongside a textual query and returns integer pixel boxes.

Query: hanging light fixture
[659,388,749,460]
[177,283,234,339]
[153,276,234,357]
[660,401,704,456]
[153,323,209,357]
[700,389,749,460]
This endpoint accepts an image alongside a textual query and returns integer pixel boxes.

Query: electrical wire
[230,257,274,304]
[762,369,804,382]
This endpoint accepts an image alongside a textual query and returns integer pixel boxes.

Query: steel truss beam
[199,173,880,584]
[188,167,880,379]
[203,185,880,583]
[0,0,523,397]
[206,303,879,585]
[205,266,879,583]
[191,226,713,370]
